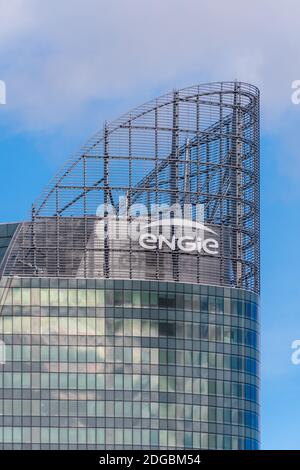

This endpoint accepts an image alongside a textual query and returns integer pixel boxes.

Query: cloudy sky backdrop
[1,0,300,449]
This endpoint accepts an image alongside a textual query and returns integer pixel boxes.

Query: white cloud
[0,0,300,131]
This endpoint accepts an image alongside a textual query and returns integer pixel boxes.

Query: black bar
[0,450,297,467]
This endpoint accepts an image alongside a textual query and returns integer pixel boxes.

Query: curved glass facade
[0,277,259,450]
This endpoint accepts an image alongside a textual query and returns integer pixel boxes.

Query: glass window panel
[151,430,159,446]
[22,345,31,361]
[67,317,76,335]
[106,347,114,363]
[201,433,208,449]
[12,288,21,305]
[184,432,192,448]
[106,318,114,335]
[185,323,193,339]
[184,294,192,310]
[209,325,216,341]
[124,290,132,307]
[115,319,123,336]
[87,374,96,390]
[49,289,59,306]
[68,289,77,307]
[86,318,96,335]
[193,405,201,421]
[150,402,158,418]
[113,290,123,306]
[150,348,158,364]
[158,321,175,337]
[224,355,231,370]
[96,318,104,335]
[208,380,216,395]
[22,288,30,306]
[151,375,159,391]
[216,353,223,369]
[224,297,231,314]
[159,376,167,392]
[59,289,68,307]
[200,295,208,312]
[96,289,104,307]
[97,429,104,444]
[168,377,176,392]
[176,293,184,309]
[216,380,223,395]
[201,379,208,394]
[176,377,184,392]
[185,350,193,364]
[192,294,200,310]
[96,347,104,362]
[150,320,158,337]
[168,350,175,364]
[201,351,208,368]
[193,378,200,394]
[208,296,215,313]
[50,348,58,361]
[96,401,104,416]
[200,325,208,340]
[124,319,132,336]
[133,402,140,418]
[41,288,49,306]
[115,348,123,363]
[50,318,59,334]
[185,404,192,420]
[133,374,140,390]
[208,353,216,368]
[216,325,223,341]
[142,319,150,336]
[77,318,87,335]
[141,348,150,364]
[216,297,224,314]
[124,429,132,445]
[150,291,158,307]
[77,289,86,307]
[105,290,114,306]
[115,374,123,389]
[142,402,150,418]
[115,429,123,445]
[87,289,95,307]
[132,291,141,307]
[159,403,167,419]
[21,317,30,334]
[124,401,132,417]
[142,430,150,446]
[132,319,141,336]
[184,377,192,393]
[12,316,22,334]
[124,347,131,363]
[32,318,41,335]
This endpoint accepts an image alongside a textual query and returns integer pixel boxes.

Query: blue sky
[1,0,300,449]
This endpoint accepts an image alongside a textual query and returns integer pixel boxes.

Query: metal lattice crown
[3,82,260,293]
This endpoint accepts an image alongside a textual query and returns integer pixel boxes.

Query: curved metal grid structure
[3,81,260,293]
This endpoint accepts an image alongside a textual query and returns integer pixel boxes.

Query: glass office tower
[0,82,260,449]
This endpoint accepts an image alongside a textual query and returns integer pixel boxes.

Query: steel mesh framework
[3,82,260,293]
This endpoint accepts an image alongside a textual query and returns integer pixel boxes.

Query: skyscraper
[0,82,260,449]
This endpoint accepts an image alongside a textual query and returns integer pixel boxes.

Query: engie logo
[0,80,6,105]
[138,218,218,255]
[95,199,219,256]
